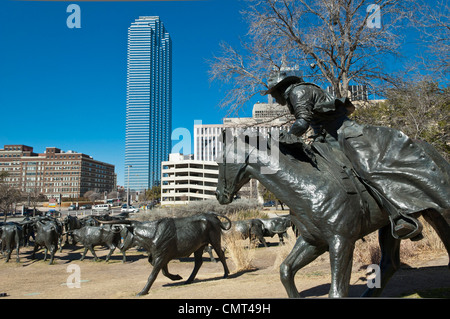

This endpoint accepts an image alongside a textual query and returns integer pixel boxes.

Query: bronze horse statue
[215,130,450,298]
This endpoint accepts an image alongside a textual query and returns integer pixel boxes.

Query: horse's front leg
[280,236,326,298]
[328,235,355,298]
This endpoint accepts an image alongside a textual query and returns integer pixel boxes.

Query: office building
[326,84,385,108]
[252,96,291,120]
[326,84,369,101]
[193,124,223,162]
[125,16,172,192]
[0,145,115,199]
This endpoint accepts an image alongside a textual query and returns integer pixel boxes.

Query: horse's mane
[268,130,317,166]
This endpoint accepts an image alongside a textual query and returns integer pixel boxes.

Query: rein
[221,135,256,199]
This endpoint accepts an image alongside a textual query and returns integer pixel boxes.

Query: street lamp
[127,165,132,207]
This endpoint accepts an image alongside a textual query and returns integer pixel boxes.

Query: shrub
[135,198,263,221]
[223,230,257,273]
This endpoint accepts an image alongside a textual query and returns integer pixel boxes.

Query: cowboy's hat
[263,70,303,95]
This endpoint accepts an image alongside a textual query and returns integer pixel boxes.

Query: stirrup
[390,212,423,240]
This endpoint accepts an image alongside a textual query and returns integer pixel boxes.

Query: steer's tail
[211,213,232,231]
[14,225,23,247]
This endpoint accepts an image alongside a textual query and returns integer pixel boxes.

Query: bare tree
[107,190,119,199]
[409,0,450,78]
[84,190,101,205]
[0,172,22,222]
[209,0,412,116]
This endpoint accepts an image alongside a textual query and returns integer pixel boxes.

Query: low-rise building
[161,153,218,205]
[0,145,115,199]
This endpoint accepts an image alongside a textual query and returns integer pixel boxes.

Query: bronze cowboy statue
[263,69,450,240]
[216,69,450,297]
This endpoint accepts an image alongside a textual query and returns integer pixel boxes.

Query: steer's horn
[93,218,133,225]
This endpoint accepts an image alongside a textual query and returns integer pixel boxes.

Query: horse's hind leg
[362,225,400,297]
[422,209,450,268]
[280,236,326,298]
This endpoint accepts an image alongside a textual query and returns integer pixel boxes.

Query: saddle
[311,137,370,217]
[311,134,423,240]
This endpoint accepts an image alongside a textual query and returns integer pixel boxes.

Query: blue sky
[0,0,443,186]
[0,0,250,186]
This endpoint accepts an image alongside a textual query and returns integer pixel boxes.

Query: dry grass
[223,231,258,272]
[353,217,446,267]
[221,209,270,271]
[225,210,269,222]
[135,199,263,221]
[272,229,297,271]
[353,232,381,266]
[222,209,271,273]
[413,217,446,253]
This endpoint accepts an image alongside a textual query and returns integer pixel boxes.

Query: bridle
[220,131,254,200]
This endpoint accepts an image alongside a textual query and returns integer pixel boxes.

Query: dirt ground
[1,235,449,300]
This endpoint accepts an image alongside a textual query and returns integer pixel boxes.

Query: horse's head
[215,128,256,204]
[216,159,252,205]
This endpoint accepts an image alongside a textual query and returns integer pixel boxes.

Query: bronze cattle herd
[0,212,292,296]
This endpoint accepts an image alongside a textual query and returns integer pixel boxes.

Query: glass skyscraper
[125,16,172,192]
